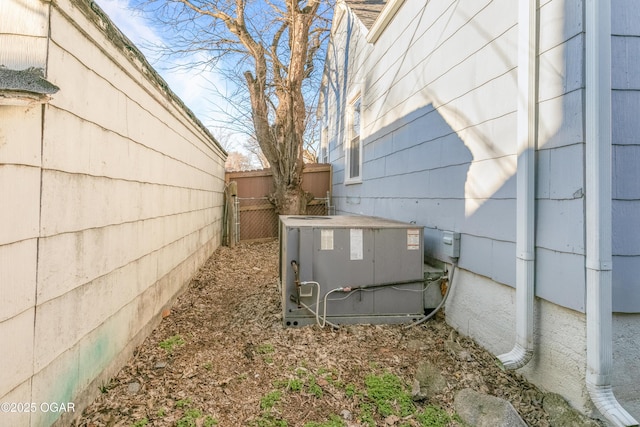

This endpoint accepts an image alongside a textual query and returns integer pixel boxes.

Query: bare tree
[137,0,332,214]
[225,151,254,171]
[242,135,270,169]
[212,127,239,152]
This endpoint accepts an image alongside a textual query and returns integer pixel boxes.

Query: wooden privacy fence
[224,163,332,243]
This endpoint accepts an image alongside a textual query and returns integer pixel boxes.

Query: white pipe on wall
[498,0,537,370]
[584,0,638,425]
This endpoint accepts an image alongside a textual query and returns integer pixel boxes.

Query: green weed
[159,335,185,353]
[175,398,192,409]
[256,343,275,354]
[260,391,282,411]
[359,402,375,427]
[287,378,304,392]
[169,398,217,427]
[256,343,275,363]
[415,406,455,427]
[253,415,288,427]
[295,367,309,377]
[307,376,323,398]
[176,409,202,427]
[303,414,345,427]
[344,383,357,398]
[364,373,415,417]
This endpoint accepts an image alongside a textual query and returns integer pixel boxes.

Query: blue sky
[94,0,330,161]
[94,0,237,148]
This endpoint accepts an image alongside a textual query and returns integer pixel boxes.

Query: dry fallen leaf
[75,240,552,427]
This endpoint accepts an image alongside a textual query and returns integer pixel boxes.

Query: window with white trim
[346,95,362,183]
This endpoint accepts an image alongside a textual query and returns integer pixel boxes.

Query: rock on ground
[454,388,527,427]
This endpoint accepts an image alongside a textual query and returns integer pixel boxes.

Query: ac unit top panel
[279,215,418,229]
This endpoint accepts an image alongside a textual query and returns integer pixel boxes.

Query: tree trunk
[266,108,312,215]
[245,72,312,215]
[270,184,311,215]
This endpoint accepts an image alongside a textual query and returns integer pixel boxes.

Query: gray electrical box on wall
[442,231,460,258]
[279,215,425,327]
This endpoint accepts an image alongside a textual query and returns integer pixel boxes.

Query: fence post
[227,181,238,247]
[235,196,240,244]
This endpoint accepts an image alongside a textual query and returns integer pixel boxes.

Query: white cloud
[96,0,162,47]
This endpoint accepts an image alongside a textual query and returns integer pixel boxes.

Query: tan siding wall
[0,0,49,70]
[0,0,226,425]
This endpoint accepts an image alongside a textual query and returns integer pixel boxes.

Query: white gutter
[584,0,638,425]
[498,0,537,370]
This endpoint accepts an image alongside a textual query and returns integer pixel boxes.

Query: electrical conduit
[406,263,456,328]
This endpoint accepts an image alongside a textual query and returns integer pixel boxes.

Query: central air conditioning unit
[279,215,426,327]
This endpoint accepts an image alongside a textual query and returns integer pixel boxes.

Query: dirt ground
[76,240,553,427]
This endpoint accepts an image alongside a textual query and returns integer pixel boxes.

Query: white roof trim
[366,0,406,43]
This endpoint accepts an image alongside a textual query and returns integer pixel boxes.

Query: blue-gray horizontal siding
[531,0,586,312]
[333,0,520,292]
[326,0,617,313]
[611,0,640,312]
[536,248,586,311]
[455,234,516,287]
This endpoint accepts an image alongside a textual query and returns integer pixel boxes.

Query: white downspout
[498,0,537,370]
[584,0,638,425]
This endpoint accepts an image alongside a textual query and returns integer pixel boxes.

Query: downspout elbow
[498,253,535,370]
[498,343,534,370]
[586,382,638,427]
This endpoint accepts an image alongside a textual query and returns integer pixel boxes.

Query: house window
[346,95,362,183]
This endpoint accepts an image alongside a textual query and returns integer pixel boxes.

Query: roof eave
[366,0,406,43]
[0,67,60,105]
[0,90,54,106]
